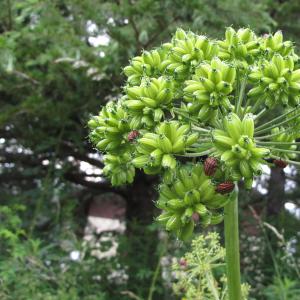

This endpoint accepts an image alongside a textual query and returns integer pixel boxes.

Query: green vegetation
[1,1,300,299]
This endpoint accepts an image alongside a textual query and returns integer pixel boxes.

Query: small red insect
[216,181,235,194]
[127,130,139,142]
[273,159,288,169]
[192,212,200,223]
[204,157,218,176]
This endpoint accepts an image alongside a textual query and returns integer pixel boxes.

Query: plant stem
[255,111,300,135]
[257,141,300,146]
[192,125,212,133]
[255,128,292,140]
[250,96,265,114]
[267,147,300,155]
[254,107,267,121]
[234,70,240,109]
[179,149,213,157]
[206,271,220,300]
[236,78,247,117]
[224,186,242,300]
[248,206,286,297]
[173,108,202,125]
[147,236,168,300]
[241,95,252,118]
[255,105,300,131]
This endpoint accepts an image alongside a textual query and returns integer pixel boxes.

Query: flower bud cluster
[261,31,296,58]
[103,153,135,186]
[183,57,236,122]
[124,49,166,85]
[122,76,175,127]
[218,28,298,69]
[218,27,260,67]
[161,29,218,80]
[156,164,229,240]
[133,121,198,172]
[249,54,300,107]
[212,113,269,189]
[88,101,131,152]
[88,28,300,239]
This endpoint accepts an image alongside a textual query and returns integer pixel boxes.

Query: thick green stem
[224,186,242,300]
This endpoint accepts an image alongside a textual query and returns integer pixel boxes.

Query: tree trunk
[125,171,158,223]
[267,167,285,217]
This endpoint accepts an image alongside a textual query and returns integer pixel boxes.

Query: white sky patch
[80,161,102,176]
[284,165,297,192]
[255,181,268,195]
[255,165,298,194]
[254,165,270,195]
[84,176,103,183]
[88,152,103,160]
[79,160,105,183]
[285,165,297,192]
[285,202,300,219]
[88,35,110,47]
[86,20,110,47]
[285,178,297,192]
[262,164,271,175]
[2,144,33,155]
[3,162,14,168]
[83,155,103,177]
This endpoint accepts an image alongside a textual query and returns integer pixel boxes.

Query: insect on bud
[192,212,200,223]
[204,157,218,176]
[273,159,288,169]
[216,181,235,194]
[127,130,140,142]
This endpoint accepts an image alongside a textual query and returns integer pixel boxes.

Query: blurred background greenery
[0,1,299,299]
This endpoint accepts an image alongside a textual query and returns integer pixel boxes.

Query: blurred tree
[270,0,300,47]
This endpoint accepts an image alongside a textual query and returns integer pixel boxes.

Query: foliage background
[0,1,299,299]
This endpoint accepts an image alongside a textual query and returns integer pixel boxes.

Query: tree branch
[12,70,40,85]
[144,16,179,49]
[64,171,127,196]
[60,141,104,168]
[0,150,48,166]
[129,16,142,52]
